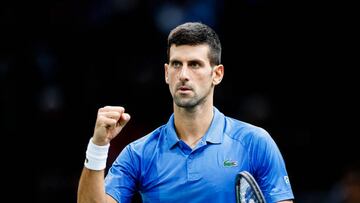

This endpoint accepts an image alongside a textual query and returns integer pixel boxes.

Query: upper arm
[106,194,118,203]
[250,130,294,202]
[104,146,140,202]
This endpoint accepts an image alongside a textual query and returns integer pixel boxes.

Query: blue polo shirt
[105,107,294,202]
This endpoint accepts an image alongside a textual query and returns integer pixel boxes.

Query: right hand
[92,106,131,146]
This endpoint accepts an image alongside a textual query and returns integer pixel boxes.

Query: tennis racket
[236,171,266,203]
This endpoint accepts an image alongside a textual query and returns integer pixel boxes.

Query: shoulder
[224,116,273,147]
[109,125,166,176]
[113,125,168,176]
[126,124,166,154]
[123,125,166,158]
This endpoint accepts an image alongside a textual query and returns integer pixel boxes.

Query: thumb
[118,113,131,128]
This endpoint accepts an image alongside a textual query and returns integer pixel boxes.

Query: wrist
[84,138,110,170]
[91,135,110,146]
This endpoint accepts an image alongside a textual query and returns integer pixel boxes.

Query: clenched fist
[92,106,131,146]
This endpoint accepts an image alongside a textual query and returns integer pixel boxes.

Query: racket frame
[235,171,266,203]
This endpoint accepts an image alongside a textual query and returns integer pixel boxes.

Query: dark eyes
[189,62,200,69]
[172,61,181,68]
[171,61,201,69]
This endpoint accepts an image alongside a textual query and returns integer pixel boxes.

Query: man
[78,22,294,203]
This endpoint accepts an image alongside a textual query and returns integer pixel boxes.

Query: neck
[173,102,214,148]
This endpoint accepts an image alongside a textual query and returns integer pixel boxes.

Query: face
[165,44,224,109]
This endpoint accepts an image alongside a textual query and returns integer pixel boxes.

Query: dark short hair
[167,22,221,66]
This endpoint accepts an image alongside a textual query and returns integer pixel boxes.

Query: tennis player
[78,22,294,203]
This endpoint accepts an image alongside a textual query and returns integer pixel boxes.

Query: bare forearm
[77,167,107,203]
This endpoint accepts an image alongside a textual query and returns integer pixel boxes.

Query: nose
[179,66,189,81]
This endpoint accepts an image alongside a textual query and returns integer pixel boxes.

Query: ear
[164,63,169,84]
[212,64,224,85]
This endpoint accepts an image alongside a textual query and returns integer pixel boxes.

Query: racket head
[235,171,266,203]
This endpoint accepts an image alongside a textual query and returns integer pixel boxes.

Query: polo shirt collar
[204,107,224,144]
[165,107,225,149]
[165,114,180,149]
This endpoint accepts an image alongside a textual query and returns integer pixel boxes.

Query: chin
[175,100,198,108]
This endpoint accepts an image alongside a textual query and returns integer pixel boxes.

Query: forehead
[169,44,210,62]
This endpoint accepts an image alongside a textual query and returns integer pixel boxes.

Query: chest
[139,142,251,201]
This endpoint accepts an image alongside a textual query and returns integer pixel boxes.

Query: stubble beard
[173,88,211,109]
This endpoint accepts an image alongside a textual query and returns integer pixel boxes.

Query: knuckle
[114,111,121,118]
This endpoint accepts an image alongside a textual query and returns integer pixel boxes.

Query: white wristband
[84,138,110,170]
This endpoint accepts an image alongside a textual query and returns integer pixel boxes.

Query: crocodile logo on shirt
[284,176,290,184]
[223,160,238,167]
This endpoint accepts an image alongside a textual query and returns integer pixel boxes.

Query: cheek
[168,72,179,84]
[197,73,213,85]
[167,77,176,91]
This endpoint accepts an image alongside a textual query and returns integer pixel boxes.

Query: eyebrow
[169,59,182,64]
[169,59,205,65]
[188,59,204,65]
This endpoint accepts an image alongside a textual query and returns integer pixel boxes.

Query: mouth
[177,86,192,93]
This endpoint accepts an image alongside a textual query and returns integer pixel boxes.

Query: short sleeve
[105,145,140,203]
[249,129,294,202]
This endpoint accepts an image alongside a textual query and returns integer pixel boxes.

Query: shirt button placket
[187,153,200,181]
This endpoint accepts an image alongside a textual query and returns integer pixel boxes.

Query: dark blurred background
[1,0,358,202]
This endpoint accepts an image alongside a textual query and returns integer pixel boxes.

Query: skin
[78,106,130,203]
[164,44,223,148]
[77,44,292,203]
